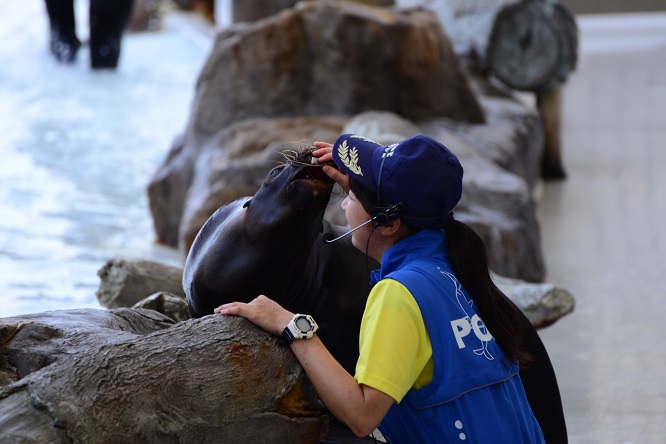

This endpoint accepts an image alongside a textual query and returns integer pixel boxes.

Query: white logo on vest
[439,268,495,360]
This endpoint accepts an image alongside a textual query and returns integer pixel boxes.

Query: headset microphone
[323,218,377,244]
[322,203,402,244]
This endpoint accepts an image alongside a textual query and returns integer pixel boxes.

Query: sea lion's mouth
[281,146,337,198]
[292,164,335,190]
[288,149,336,191]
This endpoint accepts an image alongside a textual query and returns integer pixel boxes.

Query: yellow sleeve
[354,278,434,403]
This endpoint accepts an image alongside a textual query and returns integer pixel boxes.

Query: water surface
[0,0,210,317]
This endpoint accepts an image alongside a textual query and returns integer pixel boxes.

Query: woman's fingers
[313,141,333,149]
[312,141,350,193]
[214,302,244,315]
[214,295,293,337]
[312,142,333,163]
[323,165,350,193]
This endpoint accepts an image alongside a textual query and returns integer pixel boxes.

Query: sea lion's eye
[268,165,285,177]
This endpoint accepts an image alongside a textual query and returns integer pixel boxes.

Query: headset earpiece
[374,212,390,226]
[373,202,402,226]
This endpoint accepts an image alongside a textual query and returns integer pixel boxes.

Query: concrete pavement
[537,12,666,444]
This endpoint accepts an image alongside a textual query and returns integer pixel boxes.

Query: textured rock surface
[132,291,192,322]
[96,257,186,308]
[0,310,326,443]
[494,275,575,329]
[188,0,484,136]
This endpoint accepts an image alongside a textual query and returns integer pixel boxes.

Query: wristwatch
[281,314,319,345]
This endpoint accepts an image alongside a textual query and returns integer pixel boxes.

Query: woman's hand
[312,141,334,163]
[313,141,350,194]
[214,295,293,337]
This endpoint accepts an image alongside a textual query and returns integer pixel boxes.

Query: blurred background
[0,0,210,316]
[0,0,665,442]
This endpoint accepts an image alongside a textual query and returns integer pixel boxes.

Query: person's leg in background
[89,0,134,69]
[44,0,81,63]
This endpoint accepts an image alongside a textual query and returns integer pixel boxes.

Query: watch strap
[281,324,297,345]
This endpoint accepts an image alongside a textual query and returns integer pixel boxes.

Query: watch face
[295,316,313,332]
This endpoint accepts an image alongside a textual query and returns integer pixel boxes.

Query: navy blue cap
[332,134,463,230]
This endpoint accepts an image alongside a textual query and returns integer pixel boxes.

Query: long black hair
[350,178,531,367]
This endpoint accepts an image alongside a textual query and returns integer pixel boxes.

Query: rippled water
[0,1,211,317]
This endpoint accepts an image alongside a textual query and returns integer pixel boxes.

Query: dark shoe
[89,34,121,69]
[49,29,81,63]
[45,0,80,63]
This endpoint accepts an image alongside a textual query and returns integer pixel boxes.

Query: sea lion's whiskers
[277,147,330,168]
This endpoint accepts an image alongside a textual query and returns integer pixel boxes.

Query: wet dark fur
[183,145,371,374]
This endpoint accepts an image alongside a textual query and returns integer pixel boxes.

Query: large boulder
[96,257,186,308]
[0,308,174,385]
[494,275,576,329]
[148,0,549,281]
[0,310,326,443]
[187,0,484,138]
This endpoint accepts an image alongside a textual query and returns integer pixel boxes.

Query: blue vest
[370,230,545,444]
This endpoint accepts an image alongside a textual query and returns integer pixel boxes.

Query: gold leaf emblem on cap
[338,140,363,176]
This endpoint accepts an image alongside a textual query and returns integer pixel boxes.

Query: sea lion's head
[242,144,337,243]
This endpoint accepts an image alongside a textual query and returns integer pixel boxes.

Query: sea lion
[183,145,372,375]
[183,145,567,442]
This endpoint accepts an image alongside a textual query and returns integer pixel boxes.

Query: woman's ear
[378,217,408,239]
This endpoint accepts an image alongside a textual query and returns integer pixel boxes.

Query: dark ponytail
[445,218,532,367]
